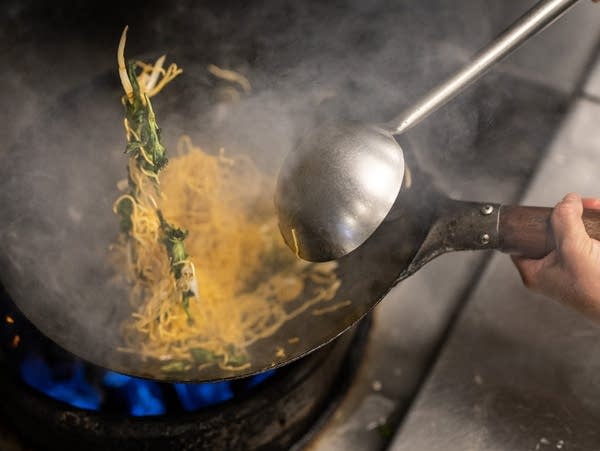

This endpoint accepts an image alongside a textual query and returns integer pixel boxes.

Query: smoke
[141,0,505,187]
[0,0,567,369]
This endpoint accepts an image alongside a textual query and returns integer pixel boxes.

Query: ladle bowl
[275,123,404,262]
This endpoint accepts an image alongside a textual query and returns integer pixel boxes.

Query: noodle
[207,64,252,93]
[111,30,348,372]
[113,139,343,370]
[312,300,352,316]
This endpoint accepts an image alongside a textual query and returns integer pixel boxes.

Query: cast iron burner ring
[0,287,371,451]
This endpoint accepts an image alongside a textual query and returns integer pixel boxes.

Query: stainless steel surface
[276,0,580,263]
[585,57,600,98]
[391,0,579,135]
[389,94,600,449]
[275,124,404,262]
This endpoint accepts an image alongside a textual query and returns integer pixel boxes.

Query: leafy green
[190,348,218,364]
[123,61,168,176]
[157,210,195,320]
[160,360,192,373]
[115,196,134,233]
[224,344,249,367]
[118,57,197,320]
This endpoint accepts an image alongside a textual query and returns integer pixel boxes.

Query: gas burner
[3,293,277,416]
[0,287,370,450]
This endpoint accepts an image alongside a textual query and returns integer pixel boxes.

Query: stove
[0,286,370,450]
[1,1,600,450]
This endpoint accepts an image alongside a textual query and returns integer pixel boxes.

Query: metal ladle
[276,0,581,262]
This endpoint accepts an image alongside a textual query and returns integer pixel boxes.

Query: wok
[2,64,600,383]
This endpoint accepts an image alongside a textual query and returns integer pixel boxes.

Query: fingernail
[562,193,581,203]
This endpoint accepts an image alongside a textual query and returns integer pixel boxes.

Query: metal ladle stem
[390,0,580,136]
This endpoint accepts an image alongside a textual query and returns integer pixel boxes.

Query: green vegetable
[123,60,168,177]
[190,348,217,364]
[157,211,196,321]
[117,52,198,320]
[224,344,249,367]
[115,196,134,233]
[160,360,192,373]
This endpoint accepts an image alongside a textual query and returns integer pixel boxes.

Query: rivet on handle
[480,205,494,216]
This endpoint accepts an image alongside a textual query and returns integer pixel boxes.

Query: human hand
[512,193,600,320]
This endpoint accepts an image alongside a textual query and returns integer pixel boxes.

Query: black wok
[1,65,600,383]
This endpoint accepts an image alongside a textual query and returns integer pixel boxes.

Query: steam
[0,0,516,370]
[149,0,499,164]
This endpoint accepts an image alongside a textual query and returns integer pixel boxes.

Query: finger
[582,197,600,210]
[511,252,573,302]
[551,193,588,253]
[510,254,553,290]
[511,255,537,289]
[510,255,544,291]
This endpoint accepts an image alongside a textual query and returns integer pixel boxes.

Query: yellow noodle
[312,300,352,316]
[112,47,344,370]
[207,64,251,93]
[113,137,345,370]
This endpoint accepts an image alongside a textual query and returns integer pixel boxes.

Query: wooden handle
[498,206,600,259]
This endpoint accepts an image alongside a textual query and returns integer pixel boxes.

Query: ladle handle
[498,206,600,259]
[390,0,580,135]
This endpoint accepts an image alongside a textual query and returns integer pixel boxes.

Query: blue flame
[19,354,276,416]
[20,356,102,410]
[245,369,276,389]
[174,381,234,411]
[103,371,165,416]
